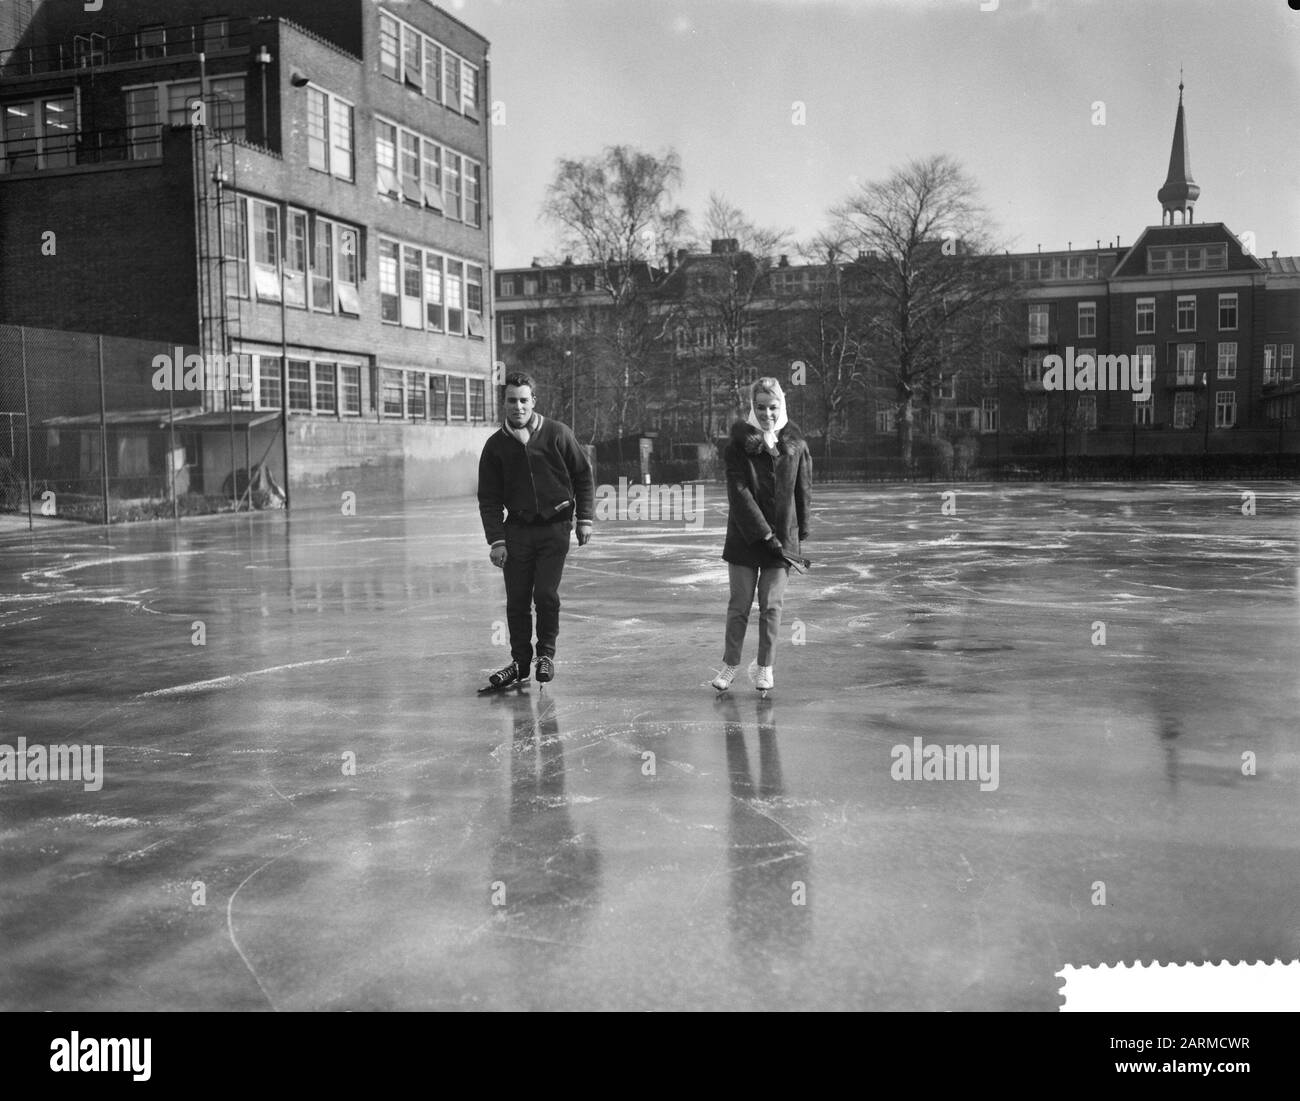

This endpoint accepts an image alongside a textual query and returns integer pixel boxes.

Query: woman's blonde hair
[750,377,785,406]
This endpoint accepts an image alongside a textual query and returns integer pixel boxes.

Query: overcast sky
[452,0,1300,267]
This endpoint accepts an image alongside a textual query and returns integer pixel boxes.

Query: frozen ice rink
[1,482,1297,1011]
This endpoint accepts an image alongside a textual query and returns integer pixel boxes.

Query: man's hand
[576,521,592,547]
[489,544,508,568]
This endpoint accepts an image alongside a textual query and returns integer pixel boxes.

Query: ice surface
[0,483,1297,1010]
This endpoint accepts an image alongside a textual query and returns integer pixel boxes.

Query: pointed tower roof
[1158,80,1200,224]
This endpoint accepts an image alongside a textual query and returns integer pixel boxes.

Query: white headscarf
[746,380,788,449]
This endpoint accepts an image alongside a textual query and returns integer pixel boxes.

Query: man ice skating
[478,372,593,691]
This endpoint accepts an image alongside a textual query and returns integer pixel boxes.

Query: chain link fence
[0,324,284,525]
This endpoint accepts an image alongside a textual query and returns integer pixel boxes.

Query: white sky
[454,0,1300,266]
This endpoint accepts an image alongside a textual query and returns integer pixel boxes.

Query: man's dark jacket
[722,419,812,568]
[478,416,594,546]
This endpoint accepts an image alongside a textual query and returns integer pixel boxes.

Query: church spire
[1158,76,1200,225]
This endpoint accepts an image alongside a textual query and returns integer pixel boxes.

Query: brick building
[0,0,494,505]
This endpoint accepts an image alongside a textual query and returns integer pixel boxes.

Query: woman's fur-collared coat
[721,419,812,568]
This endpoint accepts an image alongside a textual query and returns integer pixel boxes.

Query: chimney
[530,257,541,268]
[778,254,789,268]
[676,248,688,264]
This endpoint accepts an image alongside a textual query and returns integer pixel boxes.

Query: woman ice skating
[712,377,812,694]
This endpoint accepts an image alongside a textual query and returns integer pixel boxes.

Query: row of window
[374,116,482,226]
[1028,293,1245,343]
[499,272,598,297]
[1013,255,1103,282]
[224,353,487,420]
[1019,344,1294,386]
[223,195,362,315]
[377,237,485,337]
[874,392,1241,434]
[378,9,479,117]
[1148,243,1229,273]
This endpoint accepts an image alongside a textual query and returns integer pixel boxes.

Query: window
[330,227,357,316]
[259,356,282,410]
[424,38,442,103]
[1136,345,1155,389]
[138,25,166,59]
[203,17,231,53]
[402,24,423,89]
[124,88,161,160]
[307,88,328,172]
[466,265,484,337]
[340,369,361,415]
[1136,298,1155,334]
[460,61,479,116]
[1023,355,1045,386]
[376,121,399,196]
[1077,395,1096,430]
[1077,302,1096,339]
[252,200,280,302]
[875,409,895,434]
[981,352,995,386]
[330,98,354,182]
[430,375,447,419]
[937,373,956,400]
[379,14,400,81]
[1148,243,1228,273]
[285,209,307,308]
[223,196,248,298]
[1176,295,1196,332]
[402,245,423,328]
[1027,397,1047,431]
[464,160,482,227]
[1215,391,1236,428]
[400,130,421,203]
[1173,391,1196,428]
[307,86,354,180]
[501,276,515,296]
[1216,342,1237,379]
[523,276,538,296]
[314,363,337,415]
[981,397,998,433]
[229,354,253,410]
[1,95,76,172]
[288,360,312,413]
[421,141,443,210]
[523,316,537,342]
[449,377,467,420]
[380,240,400,323]
[381,369,404,417]
[1027,304,1049,345]
[470,379,486,420]
[406,370,426,418]
[1134,397,1153,426]
[1282,345,1295,381]
[501,319,516,344]
[443,52,460,110]
[1173,344,1197,385]
[1218,293,1238,331]
[442,151,461,220]
[445,260,464,334]
[424,252,444,331]
[312,216,334,312]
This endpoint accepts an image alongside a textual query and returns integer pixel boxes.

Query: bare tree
[542,146,689,440]
[833,155,1012,467]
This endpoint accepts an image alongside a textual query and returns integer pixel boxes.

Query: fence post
[21,327,33,531]
[98,334,110,524]
[168,374,178,521]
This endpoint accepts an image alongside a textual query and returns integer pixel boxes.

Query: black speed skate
[477,661,530,695]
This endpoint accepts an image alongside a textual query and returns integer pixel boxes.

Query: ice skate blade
[477,678,531,696]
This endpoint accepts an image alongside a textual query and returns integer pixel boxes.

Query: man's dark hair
[504,371,537,393]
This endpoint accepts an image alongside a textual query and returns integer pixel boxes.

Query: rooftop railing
[0,18,252,78]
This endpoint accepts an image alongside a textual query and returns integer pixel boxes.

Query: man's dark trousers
[504,519,570,670]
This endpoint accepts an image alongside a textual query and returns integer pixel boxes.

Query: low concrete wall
[286,419,493,508]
